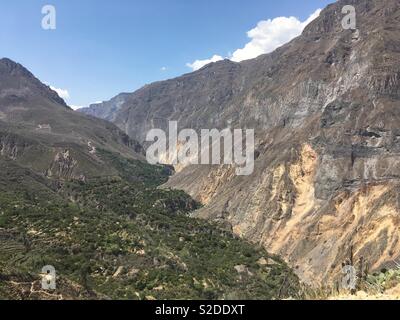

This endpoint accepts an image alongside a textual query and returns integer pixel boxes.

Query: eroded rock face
[83,0,400,283]
[46,150,78,180]
[0,133,26,160]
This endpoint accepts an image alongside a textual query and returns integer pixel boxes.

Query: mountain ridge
[0,58,69,108]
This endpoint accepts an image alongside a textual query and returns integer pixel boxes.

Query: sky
[0,0,333,109]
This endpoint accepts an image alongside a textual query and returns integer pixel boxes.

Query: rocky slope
[82,0,400,284]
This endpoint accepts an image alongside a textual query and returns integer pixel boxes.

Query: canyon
[0,57,298,299]
[81,0,400,284]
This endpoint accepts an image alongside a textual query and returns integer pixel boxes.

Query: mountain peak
[0,57,68,108]
[303,0,399,39]
[0,57,35,79]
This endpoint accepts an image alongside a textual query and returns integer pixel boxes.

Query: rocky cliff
[79,93,131,123]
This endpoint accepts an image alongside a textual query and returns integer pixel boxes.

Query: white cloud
[70,105,83,110]
[231,9,321,62]
[161,66,167,71]
[50,86,70,100]
[186,55,224,71]
[186,9,321,69]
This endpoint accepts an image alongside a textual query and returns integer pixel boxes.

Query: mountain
[81,0,400,284]
[0,58,145,181]
[79,93,131,123]
[0,58,299,299]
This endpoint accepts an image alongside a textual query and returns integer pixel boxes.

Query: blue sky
[0,0,333,108]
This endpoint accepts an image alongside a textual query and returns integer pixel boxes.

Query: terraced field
[0,157,300,300]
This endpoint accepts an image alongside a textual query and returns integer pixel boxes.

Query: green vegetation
[0,154,300,300]
[97,148,173,187]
